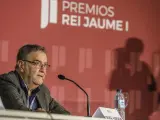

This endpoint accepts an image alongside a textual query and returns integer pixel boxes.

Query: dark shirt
[15,71,40,110]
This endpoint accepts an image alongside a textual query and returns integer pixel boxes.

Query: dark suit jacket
[0,71,70,114]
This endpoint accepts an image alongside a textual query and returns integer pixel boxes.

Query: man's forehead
[27,51,48,62]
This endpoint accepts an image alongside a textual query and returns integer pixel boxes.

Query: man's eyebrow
[33,60,48,64]
[32,60,41,62]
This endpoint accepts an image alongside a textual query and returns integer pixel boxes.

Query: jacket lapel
[36,92,47,110]
[7,71,27,105]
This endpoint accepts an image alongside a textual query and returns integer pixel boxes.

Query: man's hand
[35,108,46,112]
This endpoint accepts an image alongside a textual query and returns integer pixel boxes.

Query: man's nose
[39,65,47,73]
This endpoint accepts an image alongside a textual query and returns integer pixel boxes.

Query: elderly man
[0,44,70,114]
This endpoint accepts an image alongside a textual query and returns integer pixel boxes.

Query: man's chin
[33,80,43,86]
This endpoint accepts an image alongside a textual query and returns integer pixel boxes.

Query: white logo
[41,0,58,29]
[40,0,129,32]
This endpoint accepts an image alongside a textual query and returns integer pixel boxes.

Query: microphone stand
[65,78,91,117]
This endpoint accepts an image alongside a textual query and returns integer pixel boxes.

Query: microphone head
[58,74,66,80]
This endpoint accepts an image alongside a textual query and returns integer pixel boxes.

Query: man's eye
[44,64,49,67]
[32,62,40,65]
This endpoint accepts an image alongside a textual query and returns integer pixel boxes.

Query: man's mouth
[37,75,43,78]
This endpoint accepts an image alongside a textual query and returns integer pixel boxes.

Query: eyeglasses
[22,60,50,69]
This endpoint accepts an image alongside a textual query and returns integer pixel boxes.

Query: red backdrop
[0,0,160,120]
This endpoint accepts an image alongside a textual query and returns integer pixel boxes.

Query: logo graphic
[52,45,66,72]
[40,0,129,31]
[79,48,92,73]
[41,0,58,29]
[1,40,8,62]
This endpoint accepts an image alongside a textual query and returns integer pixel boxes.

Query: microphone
[58,74,91,117]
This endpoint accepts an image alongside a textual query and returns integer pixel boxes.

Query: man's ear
[17,60,25,72]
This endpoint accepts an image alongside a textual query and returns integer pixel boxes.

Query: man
[0,44,70,114]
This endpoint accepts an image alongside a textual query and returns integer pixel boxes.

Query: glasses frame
[22,60,50,69]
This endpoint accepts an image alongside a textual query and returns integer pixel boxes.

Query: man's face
[20,51,49,87]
